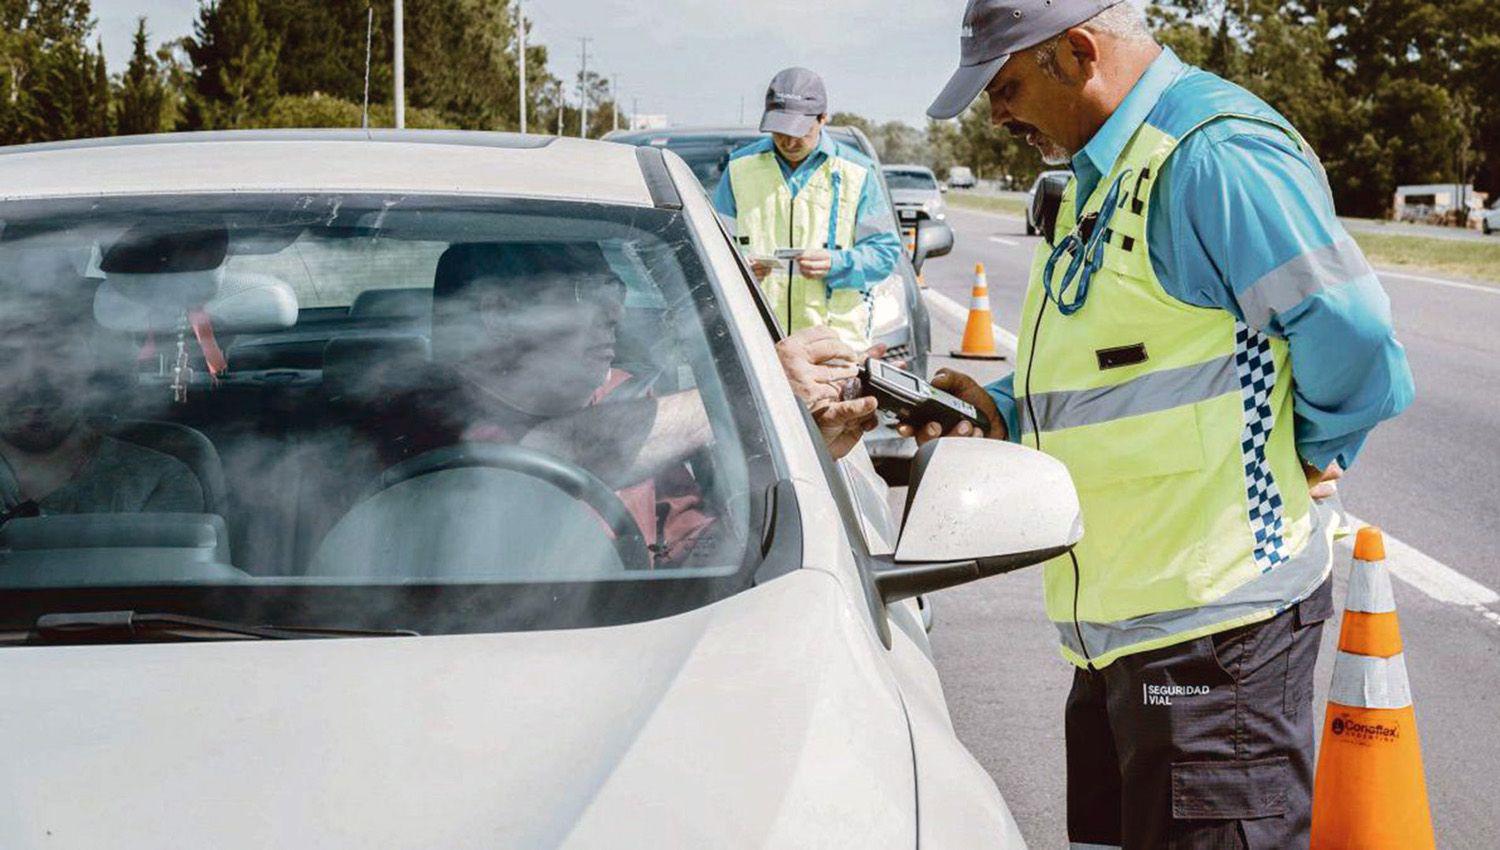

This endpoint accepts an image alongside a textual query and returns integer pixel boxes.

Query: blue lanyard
[825,167,842,251]
[1042,168,1134,316]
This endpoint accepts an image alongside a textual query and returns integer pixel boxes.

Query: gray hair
[1034,2,1154,79]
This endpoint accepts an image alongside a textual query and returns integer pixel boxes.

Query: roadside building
[1393,183,1478,227]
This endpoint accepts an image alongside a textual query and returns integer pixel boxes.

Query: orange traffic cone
[1311,527,1435,850]
[950,263,1005,360]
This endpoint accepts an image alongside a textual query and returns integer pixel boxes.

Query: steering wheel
[366,442,650,569]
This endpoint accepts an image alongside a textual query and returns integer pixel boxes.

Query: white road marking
[924,289,1020,353]
[1375,269,1499,295]
[988,236,1019,247]
[1343,514,1500,629]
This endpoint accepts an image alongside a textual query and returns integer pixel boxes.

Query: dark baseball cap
[928,0,1121,119]
[760,67,828,136]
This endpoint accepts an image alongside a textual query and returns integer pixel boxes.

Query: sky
[95,0,970,129]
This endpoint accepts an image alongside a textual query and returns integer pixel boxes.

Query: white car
[1484,200,1499,235]
[0,131,1081,849]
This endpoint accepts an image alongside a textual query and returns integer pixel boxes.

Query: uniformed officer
[712,67,901,350]
[909,1,1415,847]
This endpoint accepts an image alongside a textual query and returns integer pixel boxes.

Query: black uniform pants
[1065,578,1333,850]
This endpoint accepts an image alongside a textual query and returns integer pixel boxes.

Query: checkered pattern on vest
[1234,322,1288,571]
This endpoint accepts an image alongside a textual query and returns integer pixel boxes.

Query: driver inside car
[412,242,880,566]
[0,292,205,520]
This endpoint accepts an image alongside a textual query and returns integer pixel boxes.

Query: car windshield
[884,170,938,191]
[0,192,776,636]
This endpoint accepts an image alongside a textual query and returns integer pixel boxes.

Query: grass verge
[946,191,1028,218]
[1350,232,1500,285]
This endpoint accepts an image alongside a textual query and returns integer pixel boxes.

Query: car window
[0,192,778,636]
[883,170,938,191]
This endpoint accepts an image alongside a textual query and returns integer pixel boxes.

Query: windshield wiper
[11,610,419,646]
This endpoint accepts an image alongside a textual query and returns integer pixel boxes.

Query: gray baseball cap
[928,0,1121,119]
[760,67,828,136]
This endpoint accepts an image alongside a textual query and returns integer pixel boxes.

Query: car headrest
[431,241,616,304]
[350,287,433,320]
[322,332,432,406]
[431,242,617,362]
[95,271,299,334]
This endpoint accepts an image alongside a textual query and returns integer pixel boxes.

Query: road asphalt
[908,207,1500,848]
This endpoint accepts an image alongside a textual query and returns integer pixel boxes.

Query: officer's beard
[1007,121,1072,166]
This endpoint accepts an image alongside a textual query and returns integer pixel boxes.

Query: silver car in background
[882,164,948,224]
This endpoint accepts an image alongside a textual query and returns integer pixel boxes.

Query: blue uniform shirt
[711,131,901,292]
[987,48,1414,471]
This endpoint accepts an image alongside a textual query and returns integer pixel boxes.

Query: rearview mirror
[873,438,1082,605]
[911,218,954,273]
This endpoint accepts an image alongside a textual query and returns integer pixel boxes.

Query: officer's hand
[797,248,833,279]
[775,326,863,408]
[1304,460,1343,501]
[895,368,1007,445]
[750,259,777,281]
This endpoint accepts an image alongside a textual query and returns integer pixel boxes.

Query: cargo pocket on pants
[1170,756,1289,849]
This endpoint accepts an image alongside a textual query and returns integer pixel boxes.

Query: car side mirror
[872,438,1082,605]
[911,218,954,273]
[1032,173,1070,243]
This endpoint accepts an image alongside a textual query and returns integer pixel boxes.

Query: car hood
[0,571,916,849]
[889,188,940,206]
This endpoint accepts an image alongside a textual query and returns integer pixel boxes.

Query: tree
[0,0,111,144]
[183,0,281,130]
[116,18,170,135]
[261,92,451,129]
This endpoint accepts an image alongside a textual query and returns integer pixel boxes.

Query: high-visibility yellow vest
[727,145,872,349]
[1017,70,1335,669]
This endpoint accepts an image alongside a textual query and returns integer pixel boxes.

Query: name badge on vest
[1096,342,1148,370]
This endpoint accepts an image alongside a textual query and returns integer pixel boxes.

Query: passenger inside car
[409,241,717,565]
[0,289,205,520]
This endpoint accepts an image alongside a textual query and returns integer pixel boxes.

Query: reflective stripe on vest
[1016,68,1330,669]
[728,147,871,349]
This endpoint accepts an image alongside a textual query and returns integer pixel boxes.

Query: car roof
[0,130,656,206]
[882,164,934,174]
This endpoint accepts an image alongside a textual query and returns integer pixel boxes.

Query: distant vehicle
[1485,200,1499,235]
[0,129,1045,849]
[946,166,976,189]
[1025,169,1073,237]
[882,164,947,224]
[604,125,945,468]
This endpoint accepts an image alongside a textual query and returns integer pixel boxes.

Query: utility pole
[578,37,592,138]
[611,74,619,132]
[557,94,564,135]
[516,0,526,133]
[738,95,744,125]
[632,96,638,132]
[361,6,373,129]
[393,0,405,128]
